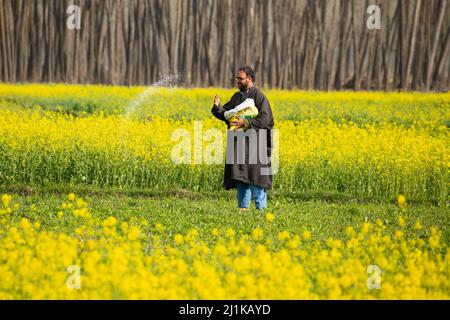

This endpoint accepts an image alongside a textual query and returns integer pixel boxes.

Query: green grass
[3,185,448,245]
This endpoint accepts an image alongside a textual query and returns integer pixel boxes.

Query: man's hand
[230,117,245,130]
[213,94,220,108]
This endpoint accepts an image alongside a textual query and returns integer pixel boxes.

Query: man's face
[235,71,251,91]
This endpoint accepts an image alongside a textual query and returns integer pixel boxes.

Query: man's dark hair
[238,66,256,82]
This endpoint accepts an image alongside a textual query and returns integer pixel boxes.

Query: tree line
[0,0,448,90]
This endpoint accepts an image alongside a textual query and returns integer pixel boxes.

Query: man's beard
[238,82,247,91]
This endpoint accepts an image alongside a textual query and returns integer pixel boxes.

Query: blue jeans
[236,182,267,210]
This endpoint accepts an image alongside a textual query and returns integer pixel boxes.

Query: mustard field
[0,84,448,299]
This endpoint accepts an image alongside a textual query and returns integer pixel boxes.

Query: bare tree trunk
[0,0,448,91]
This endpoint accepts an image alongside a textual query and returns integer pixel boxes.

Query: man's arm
[211,94,232,123]
[245,92,274,129]
[211,103,227,122]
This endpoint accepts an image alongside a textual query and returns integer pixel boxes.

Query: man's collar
[239,86,256,95]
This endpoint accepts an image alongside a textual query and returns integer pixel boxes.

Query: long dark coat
[211,86,275,190]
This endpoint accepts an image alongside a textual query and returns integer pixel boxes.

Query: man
[211,66,275,211]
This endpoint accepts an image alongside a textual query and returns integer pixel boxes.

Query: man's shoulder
[231,91,243,99]
[251,87,268,100]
